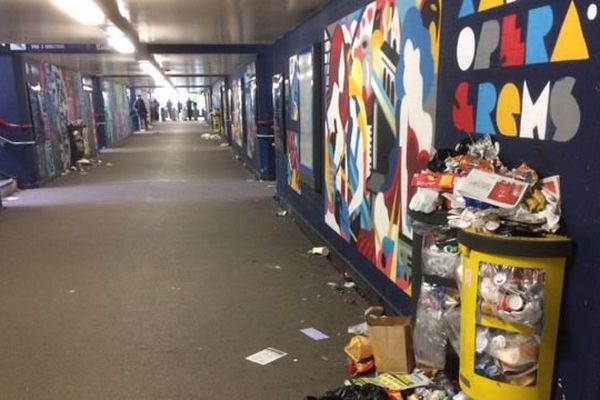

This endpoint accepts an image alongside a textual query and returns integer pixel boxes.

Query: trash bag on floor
[305,384,389,400]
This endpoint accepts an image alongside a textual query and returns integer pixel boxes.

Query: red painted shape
[500,14,525,67]
[0,118,32,131]
[453,82,475,133]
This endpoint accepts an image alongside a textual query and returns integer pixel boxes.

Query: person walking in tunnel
[186,98,193,121]
[177,101,183,121]
[135,95,148,131]
[166,99,173,120]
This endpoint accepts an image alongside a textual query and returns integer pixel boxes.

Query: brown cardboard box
[366,307,414,373]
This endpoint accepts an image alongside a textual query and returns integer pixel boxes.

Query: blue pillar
[255,46,275,180]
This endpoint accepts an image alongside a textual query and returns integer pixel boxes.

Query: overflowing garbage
[306,305,470,400]
[409,135,562,236]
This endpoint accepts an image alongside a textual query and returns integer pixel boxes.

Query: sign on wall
[438,0,593,143]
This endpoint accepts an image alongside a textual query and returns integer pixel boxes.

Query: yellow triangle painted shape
[552,1,590,62]
[479,0,503,12]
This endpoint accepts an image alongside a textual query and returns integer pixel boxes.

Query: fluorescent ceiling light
[51,0,105,26]
[139,60,168,85]
[106,27,136,54]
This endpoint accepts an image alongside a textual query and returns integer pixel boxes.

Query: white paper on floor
[245,348,288,365]
[300,327,329,341]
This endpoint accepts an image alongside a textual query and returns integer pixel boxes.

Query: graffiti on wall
[324,1,440,294]
[231,78,244,147]
[24,60,102,181]
[245,64,257,159]
[289,55,300,122]
[447,0,590,142]
[287,130,301,194]
[102,79,131,147]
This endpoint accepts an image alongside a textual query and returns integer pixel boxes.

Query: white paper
[245,348,288,365]
[300,327,329,341]
[458,169,529,209]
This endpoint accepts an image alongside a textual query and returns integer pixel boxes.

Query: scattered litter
[344,282,357,289]
[219,143,229,147]
[106,162,113,167]
[327,282,339,288]
[308,246,330,257]
[79,171,88,175]
[170,287,181,291]
[267,184,276,188]
[274,265,282,270]
[245,347,287,365]
[305,384,388,400]
[210,134,221,140]
[293,358,299,363]
[77,158,92,166]
[201,133,211,140]
[302,297,308,302]
[320,356,329,361]
[68,289,76,294]
[4,196,19,201]
[300,327,330,341]
[277,210,288,217]
[351,371,431,391]
[347,322,368,336]
[70,166,78,171]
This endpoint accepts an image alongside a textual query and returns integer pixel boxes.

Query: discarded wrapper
[344,335,373,363]
[308,246,330,257]
[351,371,430,391]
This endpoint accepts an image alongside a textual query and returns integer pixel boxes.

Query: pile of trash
[409,135,562,236]
[305,307,469,400]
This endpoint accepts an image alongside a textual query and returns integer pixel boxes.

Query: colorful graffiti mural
[446,0,589,142]
[323,1,440,294]
[245,64,257,159]
[287,130,301,194]
[24,60,99,181]
[102,79,131,147]
[231,78,244,147]
[289,55,300,122]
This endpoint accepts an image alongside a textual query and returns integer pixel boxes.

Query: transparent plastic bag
[478,263,545,328]
[475,327,540,386]
[422,229,460,278]
[444,307,461,355]
[414,282,460,369]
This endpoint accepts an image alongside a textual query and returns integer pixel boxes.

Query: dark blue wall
[272,0,600,399]
[0,55,37,185]
[229,50,276,180]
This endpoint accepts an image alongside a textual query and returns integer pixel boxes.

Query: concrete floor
[0,122,367,399]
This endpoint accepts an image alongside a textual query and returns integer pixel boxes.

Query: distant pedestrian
[186,98,193,121]
[151,98,160,121]
[134,95,148,130]
[177,101,183,120]
[166,99,173,120]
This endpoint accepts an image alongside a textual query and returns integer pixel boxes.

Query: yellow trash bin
[458,229,571,400]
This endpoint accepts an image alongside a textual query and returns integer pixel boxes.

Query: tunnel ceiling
[1,0,329,83]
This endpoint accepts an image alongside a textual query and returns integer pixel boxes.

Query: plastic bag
[478,263,545,328]
[422,229,460,278]
[475,327,540,386]
[413,283,460,369]
[445,307,461,355]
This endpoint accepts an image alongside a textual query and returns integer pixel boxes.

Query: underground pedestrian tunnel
[0,1,599,399]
